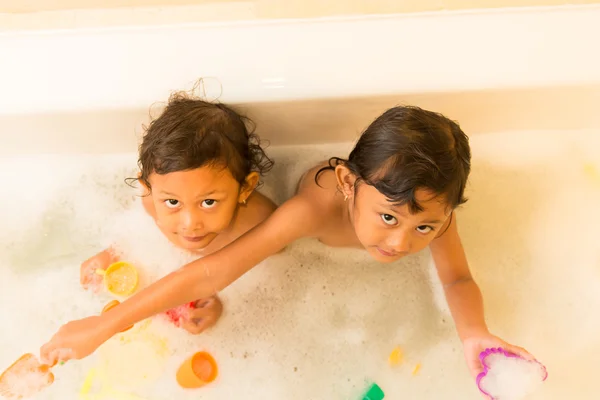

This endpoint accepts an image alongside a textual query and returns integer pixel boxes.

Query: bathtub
[1,5,599,399]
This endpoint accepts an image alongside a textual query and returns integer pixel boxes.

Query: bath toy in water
[583,164,599,178]
[0,353,54,399]
[96,261,139,297]
[165,302,196,326]
[176,352,218,388]
[361,383,384,400]
[476,347,548,400]
[388,346,403,366]
[412,363,421,376]
[82,319,169,397]
[102,300,134,332]
[80,368,147,400]
[0,301,129,399]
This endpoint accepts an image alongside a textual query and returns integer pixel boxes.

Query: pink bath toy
[476,347,547,400]
[165,302,196,326]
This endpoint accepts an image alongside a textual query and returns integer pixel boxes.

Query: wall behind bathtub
[2,0,600,15]
[1,5,600,154]
[2,0,600,30]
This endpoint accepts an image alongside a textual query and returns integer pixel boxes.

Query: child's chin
[175,237,213,252]
[181,242,210,251]
[368,248,401,263]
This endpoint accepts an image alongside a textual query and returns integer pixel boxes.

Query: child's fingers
[193,297,216,309]
[181,316,215,334]
[467,356,485,379]
[40,341,75,366]
[40,342,58,366]
[504,343,534,361]
[55,348,75,363]
[187,307,215,321]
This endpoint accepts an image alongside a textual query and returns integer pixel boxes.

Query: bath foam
[477,348,547,400]
[97,321,169,391]
[104,203,200,285]
[0,354,53,399]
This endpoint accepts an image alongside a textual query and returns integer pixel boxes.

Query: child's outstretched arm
[429,214,533,378]
[41,195,321,365]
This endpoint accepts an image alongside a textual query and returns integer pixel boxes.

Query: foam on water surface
[477,348,547,400]
[0,132,599,399]
[0,354,53,399]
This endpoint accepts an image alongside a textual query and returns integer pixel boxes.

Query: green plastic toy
[362,383,384,400]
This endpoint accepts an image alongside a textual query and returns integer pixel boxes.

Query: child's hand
[40,315,113,365]
[80,249,116,291]
[181,296,223,335]
[462,333,534,379]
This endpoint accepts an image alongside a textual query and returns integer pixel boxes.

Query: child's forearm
[102,259,214,335]
[444,278,489,341]
[98,196,316,339]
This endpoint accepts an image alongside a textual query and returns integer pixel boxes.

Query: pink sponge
[476,347,547,400]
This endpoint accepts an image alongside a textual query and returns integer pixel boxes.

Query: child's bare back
[296,161,363,248]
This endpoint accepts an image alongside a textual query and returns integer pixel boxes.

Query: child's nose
[387,231,411,253]
[180,208,204,231]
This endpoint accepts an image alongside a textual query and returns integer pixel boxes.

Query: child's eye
[202,199,217,208]
[416,225,434,234]
[380,214,397,226]
[164,199,180,209]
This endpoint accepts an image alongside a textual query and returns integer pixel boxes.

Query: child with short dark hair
[79,91,276,334]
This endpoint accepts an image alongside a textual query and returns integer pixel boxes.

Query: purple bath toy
[476,347,547,400]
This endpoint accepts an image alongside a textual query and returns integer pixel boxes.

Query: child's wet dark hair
[136,92,273,189]
[318,105,471,212]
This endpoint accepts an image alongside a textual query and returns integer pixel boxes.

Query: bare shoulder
[297,161,333,191]
[238,190,278,233]
[296,160,340,211]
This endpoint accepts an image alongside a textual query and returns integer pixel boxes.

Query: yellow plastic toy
[80,319,168,399]
[96,261,138,296]
[79,368,147,400]
[388,346,403,366]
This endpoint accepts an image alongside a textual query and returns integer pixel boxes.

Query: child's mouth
[376,247,397,257]
[181,235,207,243]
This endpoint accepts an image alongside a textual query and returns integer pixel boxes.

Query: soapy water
[477,349,547,400]
[0,133,599,399]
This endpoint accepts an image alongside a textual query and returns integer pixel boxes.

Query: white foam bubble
[1,131,599,399]
[478,353,546,400]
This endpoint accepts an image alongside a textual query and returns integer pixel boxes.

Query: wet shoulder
[239,191,277,232]
[296,161,341,214]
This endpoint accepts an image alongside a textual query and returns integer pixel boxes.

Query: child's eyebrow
[382,204,445,224]
[421,218,444,224]
[196,190,223,197]
[158,190,224,197]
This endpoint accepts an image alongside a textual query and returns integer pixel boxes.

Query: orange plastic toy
[176,352,218,388]
[0,354,54,399]
[0,300,136,399]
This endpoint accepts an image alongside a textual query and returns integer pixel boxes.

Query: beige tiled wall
[2,0,599,14]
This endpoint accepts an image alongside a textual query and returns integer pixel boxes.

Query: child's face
[349,184,450,263]
[145,164,252,252]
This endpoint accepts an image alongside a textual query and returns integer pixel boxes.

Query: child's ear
[334,164,356,199]
[239,172,260,204]
[138,173,151,196]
